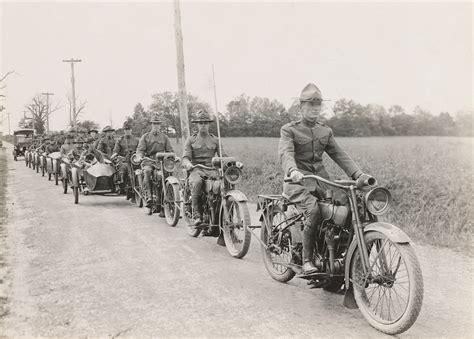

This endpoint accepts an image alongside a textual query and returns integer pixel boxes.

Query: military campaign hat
[123,121,132,129]
[191,110,214,123]
[88,129,99,134]
[102,126,115,133]
[149,114,163,124]
[299,83,325,103]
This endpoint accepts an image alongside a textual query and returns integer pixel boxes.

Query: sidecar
[70,160,118,204]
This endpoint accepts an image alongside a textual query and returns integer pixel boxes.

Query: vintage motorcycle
[46,152,62,185]
[36,149,47,177]
[182,157,251,259]
[256,174,423,335]
[131,153,181,227]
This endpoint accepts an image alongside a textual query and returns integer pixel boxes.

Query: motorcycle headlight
[365,187,392,216]
[224,166,242,184]
[163,156,176,173]
[130,153,141,166]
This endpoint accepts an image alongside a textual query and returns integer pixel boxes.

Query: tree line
[127,92,473,138]
[14,91,472,138]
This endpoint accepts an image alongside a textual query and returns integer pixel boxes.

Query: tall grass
[171,136,473,252]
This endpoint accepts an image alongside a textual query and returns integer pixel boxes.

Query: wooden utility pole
[6,112,11,136]
[62,58,82,128]
[41,92,54,134]
[173,0,190,143]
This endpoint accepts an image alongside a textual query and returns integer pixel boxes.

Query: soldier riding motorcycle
[181,110,251,258]
[111,121,139,198]
[135,114,174,217]
[59,134,75,194]
[256,83,423,335]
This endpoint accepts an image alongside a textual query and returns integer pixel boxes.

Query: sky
[0,1,472,133]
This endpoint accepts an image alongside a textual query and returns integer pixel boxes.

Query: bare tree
[66,91,86,127]
[26,94,61,134]
[0,70,19,97]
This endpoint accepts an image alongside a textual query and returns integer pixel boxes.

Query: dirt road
[0,144,472,337]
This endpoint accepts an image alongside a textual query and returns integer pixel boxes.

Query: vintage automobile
[12,129,34,161]
[131,152,181,227]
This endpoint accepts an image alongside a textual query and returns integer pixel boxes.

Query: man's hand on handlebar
[182,159,193,171]
[289,169,304,183]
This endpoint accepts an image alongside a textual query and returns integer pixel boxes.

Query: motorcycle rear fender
[225,189,248,202]
[344,222,411,289]
[165,176,180,186]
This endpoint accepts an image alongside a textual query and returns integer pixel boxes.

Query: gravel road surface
[0,144,472,337]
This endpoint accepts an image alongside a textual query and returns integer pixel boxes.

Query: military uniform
[113,124,140,193]
[182,110,224,224]
[45,142,60,154]
[278,83,364,274]
[97,135,116,158]
[136,116,174,205]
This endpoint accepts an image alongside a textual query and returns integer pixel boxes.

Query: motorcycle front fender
[164,175,180,187]
[344,222,411,290]
[224,189,248,202]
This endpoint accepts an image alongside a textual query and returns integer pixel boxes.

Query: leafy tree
[76,120,100,132]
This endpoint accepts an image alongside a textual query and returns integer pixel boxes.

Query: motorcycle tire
[351,231,423,335]
[260,206,296,283]
[164,183,181,227]
[221,196,251,259]
[135,191,143,208]
[73,186,79,204]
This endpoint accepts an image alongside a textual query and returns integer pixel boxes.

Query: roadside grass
[171,136,473,253]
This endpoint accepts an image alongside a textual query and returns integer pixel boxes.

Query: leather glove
[289,169,304,183]
[182,159,193,171]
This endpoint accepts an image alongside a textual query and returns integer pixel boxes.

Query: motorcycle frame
[257,176,374,280]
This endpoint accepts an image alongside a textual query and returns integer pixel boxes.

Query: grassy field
[171,136,473,252]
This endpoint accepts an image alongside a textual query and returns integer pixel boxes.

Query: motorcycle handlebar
[284,174,377,190]
[192,164,215,170]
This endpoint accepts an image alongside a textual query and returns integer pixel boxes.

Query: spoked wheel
[71,168,80,204]
[135,190,143,208]
[261,206,296,282]
[73,186,79,204]
[164,183,181,227]
[351,231,423,335]
[41,159,45,177]
[183,185,200,237]
[221,196,251,259]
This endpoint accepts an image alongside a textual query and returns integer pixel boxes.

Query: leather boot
[302,211,320,274]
